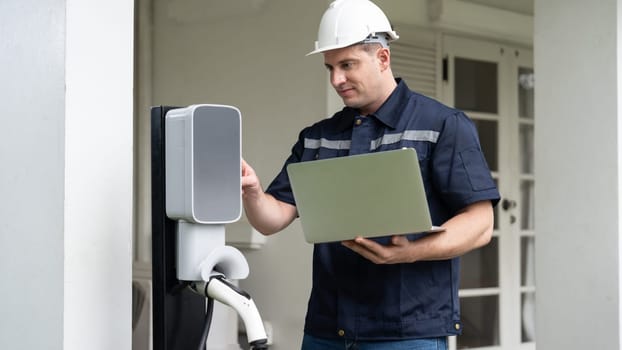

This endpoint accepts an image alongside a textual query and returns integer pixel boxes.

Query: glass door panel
[519,67,535,119]
[520,124,534,174]
[521,292,536,342]
[460,237,499,289]
[458,296,500,348]
[454,58,499,114]
[520,180,534,230]
[520,237,536,286]
[472,119,498,172]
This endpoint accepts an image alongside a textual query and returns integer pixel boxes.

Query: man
[242,0,500,349]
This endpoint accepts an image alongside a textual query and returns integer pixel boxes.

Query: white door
[441,35,535,350]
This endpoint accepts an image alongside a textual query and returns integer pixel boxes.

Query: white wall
[534,0,621,348]
[0,0,134,349]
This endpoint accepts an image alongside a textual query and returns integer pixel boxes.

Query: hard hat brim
[306,42,358,56]
[306,32,399,56]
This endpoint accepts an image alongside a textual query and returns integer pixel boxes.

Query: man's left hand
[341,235,415,264]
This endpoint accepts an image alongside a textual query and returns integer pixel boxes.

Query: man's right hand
[241,158,263,199]
[240,158,298,235]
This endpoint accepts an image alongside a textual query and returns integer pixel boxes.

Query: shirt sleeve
[431,112,500,214]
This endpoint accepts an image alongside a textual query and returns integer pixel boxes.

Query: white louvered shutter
[391,38,437,99]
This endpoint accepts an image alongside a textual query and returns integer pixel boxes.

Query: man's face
[323,45,384,115]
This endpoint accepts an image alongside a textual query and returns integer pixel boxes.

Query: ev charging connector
[165,104,268,349]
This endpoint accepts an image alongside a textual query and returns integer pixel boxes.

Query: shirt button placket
[350,116,371,155]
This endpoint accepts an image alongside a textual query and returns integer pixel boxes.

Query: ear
[376,47,391,72]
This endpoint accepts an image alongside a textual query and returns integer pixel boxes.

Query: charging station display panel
[165,104,242,224]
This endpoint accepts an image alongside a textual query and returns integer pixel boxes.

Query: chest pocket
[371,130,438,159]
[375,140,430,161]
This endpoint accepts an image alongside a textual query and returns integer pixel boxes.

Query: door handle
[502,198,517,211]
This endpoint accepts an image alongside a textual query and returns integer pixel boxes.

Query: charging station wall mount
[152,104,261,350]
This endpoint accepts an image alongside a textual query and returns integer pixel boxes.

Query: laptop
[286,147,444,243]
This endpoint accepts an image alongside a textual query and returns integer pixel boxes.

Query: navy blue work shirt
[265,79,500,341]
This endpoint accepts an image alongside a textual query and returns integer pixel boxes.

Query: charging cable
[190,275,269,350]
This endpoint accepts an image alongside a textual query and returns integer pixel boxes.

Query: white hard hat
[307,0,399,56]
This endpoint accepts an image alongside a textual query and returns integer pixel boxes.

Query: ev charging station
[151,105,268,350]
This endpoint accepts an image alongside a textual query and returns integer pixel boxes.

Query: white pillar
[0,0,66,347]
[64,1,134,349]
[0,0,134,349]
[534,0,621,348]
